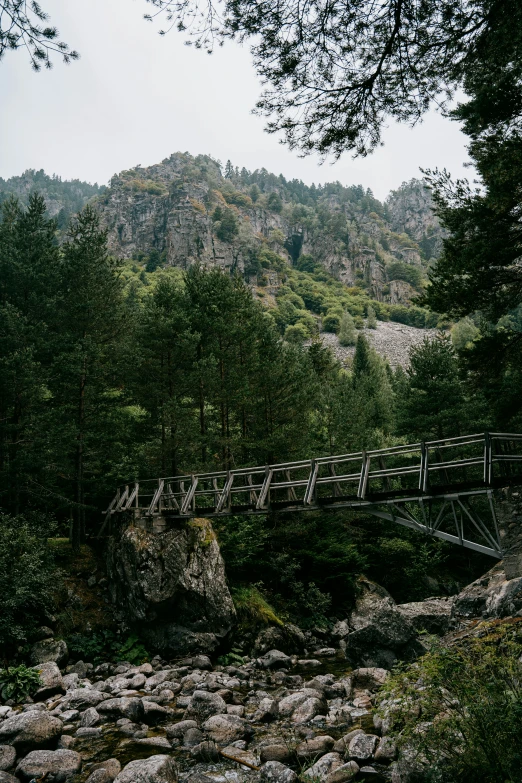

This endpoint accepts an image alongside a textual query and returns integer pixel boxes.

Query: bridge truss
[104,433,522,558]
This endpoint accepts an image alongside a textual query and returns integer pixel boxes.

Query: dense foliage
[382,623,522,783]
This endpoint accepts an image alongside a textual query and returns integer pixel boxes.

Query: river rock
[257,650,292,670]
[32,661,65,701]
[86,759,122,783]
[253,624,306,655]
[260,745,294,764]
[105,520,236,656]
[0,712,63,753]
[184,690,227,722]
[97,697,144,722]
[114,755,177,783]
[260,761,298,783]
[202,714,252,744]
[325,762,360,783]
[65,689,109,710]
[303,752,343,780]
[29,638,68,668]
[16,749,82,782]
[348,734,379,763]
[296,735,335,760]
[0,747,15,772]
[0,773,18,783]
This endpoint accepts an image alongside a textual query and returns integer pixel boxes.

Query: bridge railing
[104,432,522,519]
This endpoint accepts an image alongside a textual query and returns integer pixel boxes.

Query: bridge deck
[104,432,522,559]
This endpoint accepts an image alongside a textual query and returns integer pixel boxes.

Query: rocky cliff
[94,153,438,306]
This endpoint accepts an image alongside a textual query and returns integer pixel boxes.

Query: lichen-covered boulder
[114,755,177,783]
[32,661,65,701]
[0,712,62,754]
[397,597,455,635]
[453,562,522,620]
[106,519,236,656]
[346,578,420,668]
[16,749,82,782]
[29,638,68,668]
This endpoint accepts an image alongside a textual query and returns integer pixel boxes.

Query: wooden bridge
[104,433,522,559]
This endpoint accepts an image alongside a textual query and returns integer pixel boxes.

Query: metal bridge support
[494,486,522,577]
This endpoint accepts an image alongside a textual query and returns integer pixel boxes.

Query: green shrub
[0,512,57,658]
[0,665,41,703]
[323,312,341,332]
[232,586,283,630]
[285,323,309,343]
[366,304,377,329]
[67,630,149,665]
[381,622,522,783]
[338,312,357,345]
[387,261,424,289]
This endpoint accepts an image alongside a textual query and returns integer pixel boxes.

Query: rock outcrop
[106,518,236,656]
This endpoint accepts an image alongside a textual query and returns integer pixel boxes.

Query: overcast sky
[0,0,471,201]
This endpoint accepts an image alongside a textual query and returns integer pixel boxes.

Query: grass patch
[232,585,283,629]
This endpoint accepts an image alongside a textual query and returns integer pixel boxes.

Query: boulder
[303,752,343,780]
[142,701,172,725]
[346,578,419,667]
[184,690,227,722]
[351,668,389,691]
[260,745,294,764]
[397,597,454,635]
[79,707,100,728]
[253,624,306,656]
[292,697,325,723]
[260,761,298,783]
[114,755,177,783]
[166,720,198,739]
[89,759,122,782]
[32,662,65,701]
[374,737,397,763]
[64,689,109,710]
[202,714,252,744]
[278,689,324,718]
[296,735,335,760]
[0,747,15,772]
[0,773,18,783]
[190,741,220,762]
[325,762,360,783]
[29,638,68,668]
[16,749,82,782]
[348,734,379,764]
[257,650,291,670]
[105,520,236,657]
[97,697,144,723]
[0,712,62,754]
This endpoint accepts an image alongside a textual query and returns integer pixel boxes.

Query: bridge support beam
[495,486,522,578]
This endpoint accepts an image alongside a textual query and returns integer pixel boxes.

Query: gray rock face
[346,578,419,667]
[397,597,454,635]
[29,638,68,668]
[106,520,236,656]
[16,749,82,782]
[32,661,65,701]
[453,563,522,620]
[114,755,177,783]
[0,712,63,753]
[0,747,15,772]
[260,761,298,783]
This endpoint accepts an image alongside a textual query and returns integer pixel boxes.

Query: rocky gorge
[3,525,522,783]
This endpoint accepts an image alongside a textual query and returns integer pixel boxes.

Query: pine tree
[366,304,377,329]
[224,160,234,179]
[338,312,357,346]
